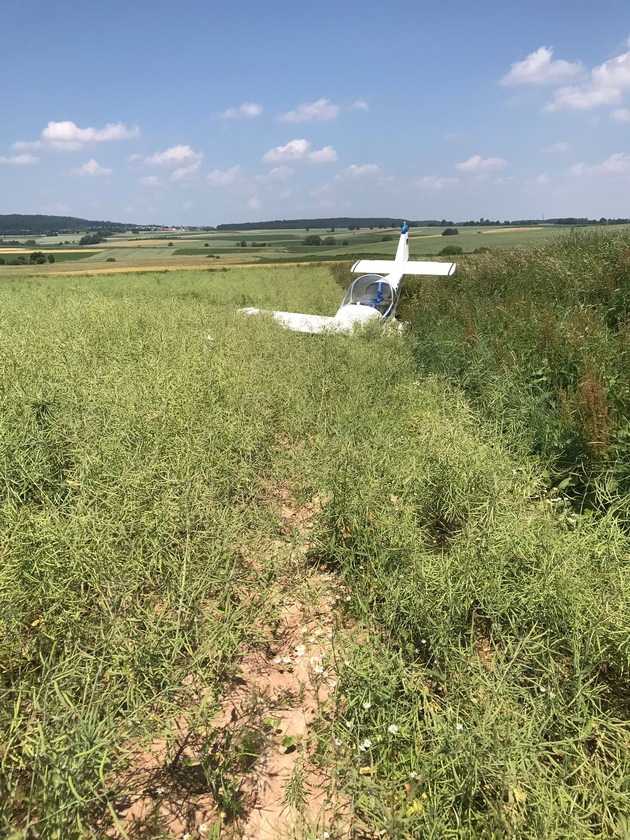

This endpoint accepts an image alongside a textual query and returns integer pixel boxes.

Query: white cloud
[570,152,630,177]
[535,173,550,185]
[310,183,333,198]
[416,175,459,190]
[171,162,201,181]
[456,155,508,173]
[501,47,583,86]
[145,145,203,168]
[262,138,337,164]
[339,163,381,178]
[42,120,139,149]
[0,153,39,166]
[255,165,293,183]
[140,175,160,187]
[308,145,337,163]
[544,141,570,153]
[248,195,261,210]
[611,107,630,122]
[74,158,111,176]
[547,85,621,111]
[546,49,630,111]
[350,99,369,111]
[263,138,310,162]
[12,140,42,151]
[221,102,263,119]
[207,165,241,186]
[591,50,630,91]
[280,98,340,122]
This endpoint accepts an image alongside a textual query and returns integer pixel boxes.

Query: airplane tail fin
[352,221,456,277]
[395,221,409,263]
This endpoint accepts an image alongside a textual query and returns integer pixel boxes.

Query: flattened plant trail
[111,485,348,839]
[234,485,348,839]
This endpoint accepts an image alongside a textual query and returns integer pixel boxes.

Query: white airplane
[240,222,457,334]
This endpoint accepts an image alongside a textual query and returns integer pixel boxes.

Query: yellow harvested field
[45,263,222,276]
[5,259,315,277]
[0,248,98,254]
[103,238,206,247]
[481,226,544,234]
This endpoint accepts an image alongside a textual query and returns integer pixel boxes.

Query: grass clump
[0,267,338,837]
[0,261,627,838]
[401,229,630,521]
[302,366,629,838]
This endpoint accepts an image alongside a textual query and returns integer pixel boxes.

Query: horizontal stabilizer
[351,259,456,277]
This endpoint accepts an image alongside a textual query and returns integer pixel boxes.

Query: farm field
[1,237,628,838]
[0,251,101,265]
[3,223,630,276]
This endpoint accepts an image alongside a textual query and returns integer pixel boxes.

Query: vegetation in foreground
[399,229,630,523]
[0,260,628,838]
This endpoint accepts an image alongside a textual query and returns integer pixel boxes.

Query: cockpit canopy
[341,274,397,317]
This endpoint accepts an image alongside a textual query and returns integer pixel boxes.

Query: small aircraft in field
[240,222,457,334]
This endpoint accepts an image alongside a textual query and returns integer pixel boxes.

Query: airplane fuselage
[239,223,456,335]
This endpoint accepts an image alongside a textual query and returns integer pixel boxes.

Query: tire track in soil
[110,485,350,839]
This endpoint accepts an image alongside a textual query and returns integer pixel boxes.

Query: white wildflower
[295,644,306,657]
[456,722,464,732]
[359,738,372,751]
[387,724,399,735]
[363,701,371,710]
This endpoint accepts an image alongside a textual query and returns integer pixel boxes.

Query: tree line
[217,216,630,232]
[0,214,142,236]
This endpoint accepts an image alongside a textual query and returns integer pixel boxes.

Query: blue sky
[2,0,630,225]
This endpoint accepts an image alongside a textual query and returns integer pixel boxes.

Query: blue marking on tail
[401,221,409,234]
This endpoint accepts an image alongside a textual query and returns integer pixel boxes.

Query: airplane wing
[240,307,337,334]
[351,259,456,277]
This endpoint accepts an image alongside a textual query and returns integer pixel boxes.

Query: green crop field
[0,234,86,246]
[0,252,98,265]
[1,229,628,838]
[3,223,630,276]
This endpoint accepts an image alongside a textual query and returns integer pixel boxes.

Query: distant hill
[217,216,630,231]
[216,218,434,231]
[0,214,142,236]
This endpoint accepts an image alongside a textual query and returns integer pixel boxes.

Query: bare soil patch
[108,485,348,839]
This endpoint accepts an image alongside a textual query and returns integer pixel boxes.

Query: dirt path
[110,486,348,839]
